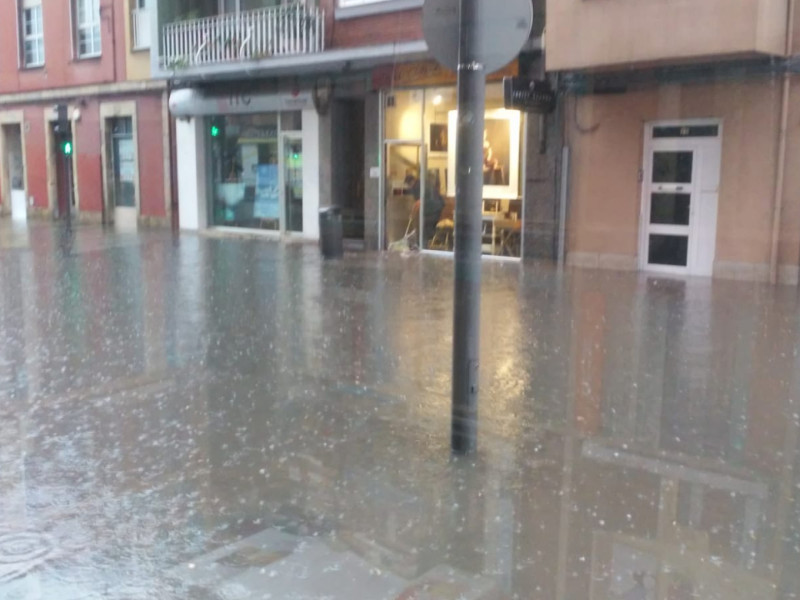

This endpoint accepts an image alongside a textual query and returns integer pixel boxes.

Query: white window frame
[21,1,45,68]
[336,0,422,20]
[75,0,102,58]
[131,0,150,50]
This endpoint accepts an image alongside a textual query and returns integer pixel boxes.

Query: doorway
[384,142,424,250]
[51,123,75,220]
[107,117,138,229]
[639,122,721,276]
[1,124,26,221]
[331,99,365,241]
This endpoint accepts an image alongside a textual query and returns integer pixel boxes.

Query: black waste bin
[319,206,344,259]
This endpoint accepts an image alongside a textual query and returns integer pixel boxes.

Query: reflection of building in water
[508,271,800,600]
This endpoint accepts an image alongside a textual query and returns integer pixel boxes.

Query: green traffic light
[210,125,220,137]
[62,141,73,156]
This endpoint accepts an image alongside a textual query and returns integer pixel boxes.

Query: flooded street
[0,221,798,599]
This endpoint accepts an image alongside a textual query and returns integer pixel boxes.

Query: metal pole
[451,0,486,455]
[65,153,73,226]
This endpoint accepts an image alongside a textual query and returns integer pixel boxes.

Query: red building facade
[0,0,172,228]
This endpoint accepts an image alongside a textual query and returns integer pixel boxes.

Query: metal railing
[132,7,151,50]
[161,5,325,70]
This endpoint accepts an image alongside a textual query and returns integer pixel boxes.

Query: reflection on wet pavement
[0,220,798,599]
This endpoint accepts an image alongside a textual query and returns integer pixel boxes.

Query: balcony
[132,7,151,50]
[161,5,325,71]
[546,0,790,72]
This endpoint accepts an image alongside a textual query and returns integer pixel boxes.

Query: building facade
[547,0,800,284]
[154,0,547,260]
[0,0,173,229]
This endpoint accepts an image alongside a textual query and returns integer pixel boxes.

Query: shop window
[385,90,423,141]
[383,83,524,258]
[280,111,302,132]
[209,113,280,230]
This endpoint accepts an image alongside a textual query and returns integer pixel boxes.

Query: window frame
[21,3,45,69]
[335,0,423,20]
[75,0,102,59]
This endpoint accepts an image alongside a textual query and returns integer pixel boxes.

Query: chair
[429,219,454,250]
[427,198,455,251]
[498,220,522,256]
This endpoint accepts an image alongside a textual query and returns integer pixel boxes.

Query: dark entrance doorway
[331,99,365,241]
[51,123,75,220]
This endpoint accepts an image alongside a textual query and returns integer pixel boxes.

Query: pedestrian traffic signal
[210,125,220,137]
[62,140,73,156]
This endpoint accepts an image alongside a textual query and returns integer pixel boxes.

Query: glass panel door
[282,134,303,233]
[111,118,136,208]
[645,148,695,269]
[385,143,423,250]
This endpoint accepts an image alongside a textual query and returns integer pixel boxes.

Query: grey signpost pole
[451,0,485,455]
[423,0,532,456]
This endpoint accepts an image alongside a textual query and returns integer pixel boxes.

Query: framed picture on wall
[430,123,449,154]
[446,109,521,199]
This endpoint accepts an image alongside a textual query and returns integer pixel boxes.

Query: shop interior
[384,83,524,258]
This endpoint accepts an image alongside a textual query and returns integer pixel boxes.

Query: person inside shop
[406,169,445,249]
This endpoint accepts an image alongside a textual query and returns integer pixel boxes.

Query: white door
[2,124,27,221]
[109,117,138,230]
[640,124,721,276]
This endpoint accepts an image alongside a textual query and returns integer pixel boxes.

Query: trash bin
[319,206,344,259]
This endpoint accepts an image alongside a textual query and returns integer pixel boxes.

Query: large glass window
[21,1,44,67]
[76,0,101,57]
[383,83,524,258]
[208,112,302,231]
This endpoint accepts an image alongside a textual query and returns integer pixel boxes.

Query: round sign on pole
[422,0,533,74]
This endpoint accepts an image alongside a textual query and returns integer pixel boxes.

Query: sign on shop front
[503,77,557,114]
[169,88,312,117]
[371,60,518,90]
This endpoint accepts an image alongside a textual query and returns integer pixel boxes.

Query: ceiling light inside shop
[433,94,443,106]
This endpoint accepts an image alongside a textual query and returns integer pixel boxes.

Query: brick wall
[319,1,423,48]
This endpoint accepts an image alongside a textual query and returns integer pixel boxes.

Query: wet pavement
[0,219,799,599]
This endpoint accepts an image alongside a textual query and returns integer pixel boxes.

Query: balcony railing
[132,8,151,50]
[161,5,325,70]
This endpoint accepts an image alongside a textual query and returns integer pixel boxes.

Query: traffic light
[54,104,69,134]
[210,124,220,138]
[61,140,73,156]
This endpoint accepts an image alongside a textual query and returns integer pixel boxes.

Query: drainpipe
[769,0,795,284]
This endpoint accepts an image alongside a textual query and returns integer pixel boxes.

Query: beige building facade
[547,0,800,283]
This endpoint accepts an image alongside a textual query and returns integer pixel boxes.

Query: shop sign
[371,59,517,90]
[503,77,557,114]
[169,88,312,117]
